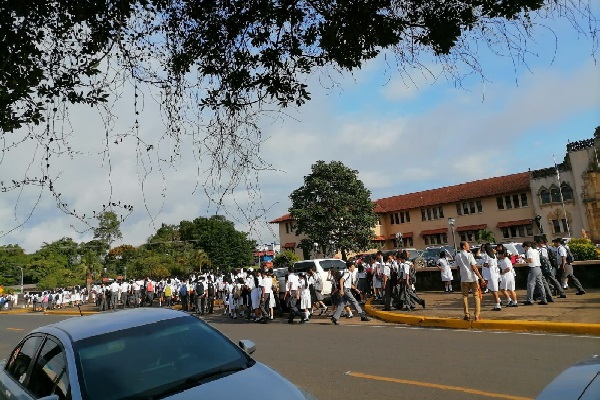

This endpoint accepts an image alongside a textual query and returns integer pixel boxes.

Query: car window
[293,261,314,274]
[319,260,346,271]
[28,337,70,400]
[74,315,252,400]
[5,335,44,385]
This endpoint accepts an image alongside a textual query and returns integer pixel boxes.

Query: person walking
[498,249,518,307]
[523,241,548,306]
[456,241,484,321]
[286,266,304,324]
[482,244,502,311]
[437,250,453,293]
[537,238,567,299]
[553,238,585,295]
[331,261,371,325]
[206,276,216,314]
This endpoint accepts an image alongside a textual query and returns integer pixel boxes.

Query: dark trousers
[287,291,303,321]
[181,294,188,311]
[383,281,393,310]
[207,295,214,313]
[260,293,271,318]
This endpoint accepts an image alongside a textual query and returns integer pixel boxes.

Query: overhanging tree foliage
[289,160,377,260]
[0,1,596,233]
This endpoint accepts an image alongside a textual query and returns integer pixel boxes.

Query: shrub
[567,238,599,261]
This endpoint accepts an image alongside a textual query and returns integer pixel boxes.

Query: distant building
[530,130,600,242]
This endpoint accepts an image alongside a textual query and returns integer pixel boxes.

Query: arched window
[561,184,573,201]
[539,188,551,204]
[550,186,562,203]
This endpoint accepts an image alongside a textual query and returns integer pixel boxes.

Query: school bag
[538,249,553,275]
[147,280,154,292]
[165,285,172,297]
[195,282,205,296]
[233,285,241,299]
[565,246,575,264]
[313,274,323,292]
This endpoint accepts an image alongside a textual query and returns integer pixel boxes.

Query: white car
[292,259,347,296]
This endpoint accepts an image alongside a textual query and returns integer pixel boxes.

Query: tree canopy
[289,160,377,260]
[0,0,596,231]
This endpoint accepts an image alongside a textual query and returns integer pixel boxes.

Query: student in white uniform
[437,250,453,293]
[498,249,518,307]
[299,273,311,322]
[482,244,501,311]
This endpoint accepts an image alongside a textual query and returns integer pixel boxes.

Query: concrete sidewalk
[366,289,600,335]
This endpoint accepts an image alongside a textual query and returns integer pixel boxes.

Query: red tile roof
[374,172,530,213]
[496,219,532,228]
[282,242,296,248]
[269,213,293,223]
[371,236,386,241]
[456,224,487,232]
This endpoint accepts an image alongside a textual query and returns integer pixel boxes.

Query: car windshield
[274,269,287,278]
[421,248,442,259]
[74,316,252,400]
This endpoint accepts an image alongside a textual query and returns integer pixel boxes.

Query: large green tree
[0,1,595,225]
[93,211,123,247]
[289,160,377,260]
[179,215,256,271]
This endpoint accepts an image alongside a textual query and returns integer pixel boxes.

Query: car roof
[33,308,187,343]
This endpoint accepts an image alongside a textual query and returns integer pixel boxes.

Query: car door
[26,336,70,400]
[0,334,44,400]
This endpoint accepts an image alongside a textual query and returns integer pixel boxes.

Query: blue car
[0,308,316,400]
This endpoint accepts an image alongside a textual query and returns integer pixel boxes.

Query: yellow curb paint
[6,328,24,331]
[419,317,471,329]
[346,371,533,400]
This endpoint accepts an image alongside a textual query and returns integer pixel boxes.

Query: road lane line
[346,371,533,400]
[6,328,24,331]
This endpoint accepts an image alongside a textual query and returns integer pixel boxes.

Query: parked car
[536,355,600,399]
[292,259,346,297]
[0,308,316,400]
[419,245,456,267]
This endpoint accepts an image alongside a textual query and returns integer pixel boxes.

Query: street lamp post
[448,218,458,253]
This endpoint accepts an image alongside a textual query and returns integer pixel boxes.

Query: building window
[497,193,529,209]
[561,184,573,201]
[390,211,410,225]
[501,223,533,239]
[421,207,445,221]
[540,189,551,204]
[550,186,562,203]
[459,229,484,242]
[551,219,569,233]
[456,201,483,215]
[285,222,291,234]
[423,233,448,245]
[395,237,414,247]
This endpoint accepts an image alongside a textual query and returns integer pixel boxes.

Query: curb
[365,300,600,336]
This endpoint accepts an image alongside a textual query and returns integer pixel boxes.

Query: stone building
[530,128,600,243]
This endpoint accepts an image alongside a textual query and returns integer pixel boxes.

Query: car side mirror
[239,340,256,355]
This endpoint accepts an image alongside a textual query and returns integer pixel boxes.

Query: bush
[273,251,300,269]
[567,238,599,261]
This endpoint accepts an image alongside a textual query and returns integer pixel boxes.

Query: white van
[291,259,347,296]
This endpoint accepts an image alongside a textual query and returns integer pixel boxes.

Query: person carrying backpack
[195,278,206,315]
[206,276,216,314]
[536,237,566,298]
[552,238,585,295]
[330,261,371,325]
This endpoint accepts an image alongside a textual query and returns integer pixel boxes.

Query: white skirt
[487,274,499,292]
[300,289,311,309]
[441,269,453,282]
[482,266,491,281]
[500,274,515,291]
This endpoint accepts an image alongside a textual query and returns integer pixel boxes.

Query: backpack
[547,248,559,269]
[565,246,575,264]
[179,284,188,296]
[233,285,241,300]
[389,264,398,285]
[195,282,205,296]
[146,281,153,292]
[207,283,215,297]
[313,274,323,292]
[408,263,416,285]
[376,265,384,281]
[332,271,343,292]
[165,285,172,297]
[538,249,553,275]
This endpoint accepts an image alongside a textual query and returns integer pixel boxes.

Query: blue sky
[1,7,599,252]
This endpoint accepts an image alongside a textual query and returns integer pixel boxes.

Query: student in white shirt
[523,241,547,306]
[498,250,518,307]
[437,250,453,293]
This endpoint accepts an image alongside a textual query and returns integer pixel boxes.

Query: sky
[1,7,599,253]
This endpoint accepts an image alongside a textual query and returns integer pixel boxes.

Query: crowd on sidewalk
[453,237,585,321]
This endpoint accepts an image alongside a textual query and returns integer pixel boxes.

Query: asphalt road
[1,312,599,400]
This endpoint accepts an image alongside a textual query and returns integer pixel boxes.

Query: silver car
[0,308,316,400]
